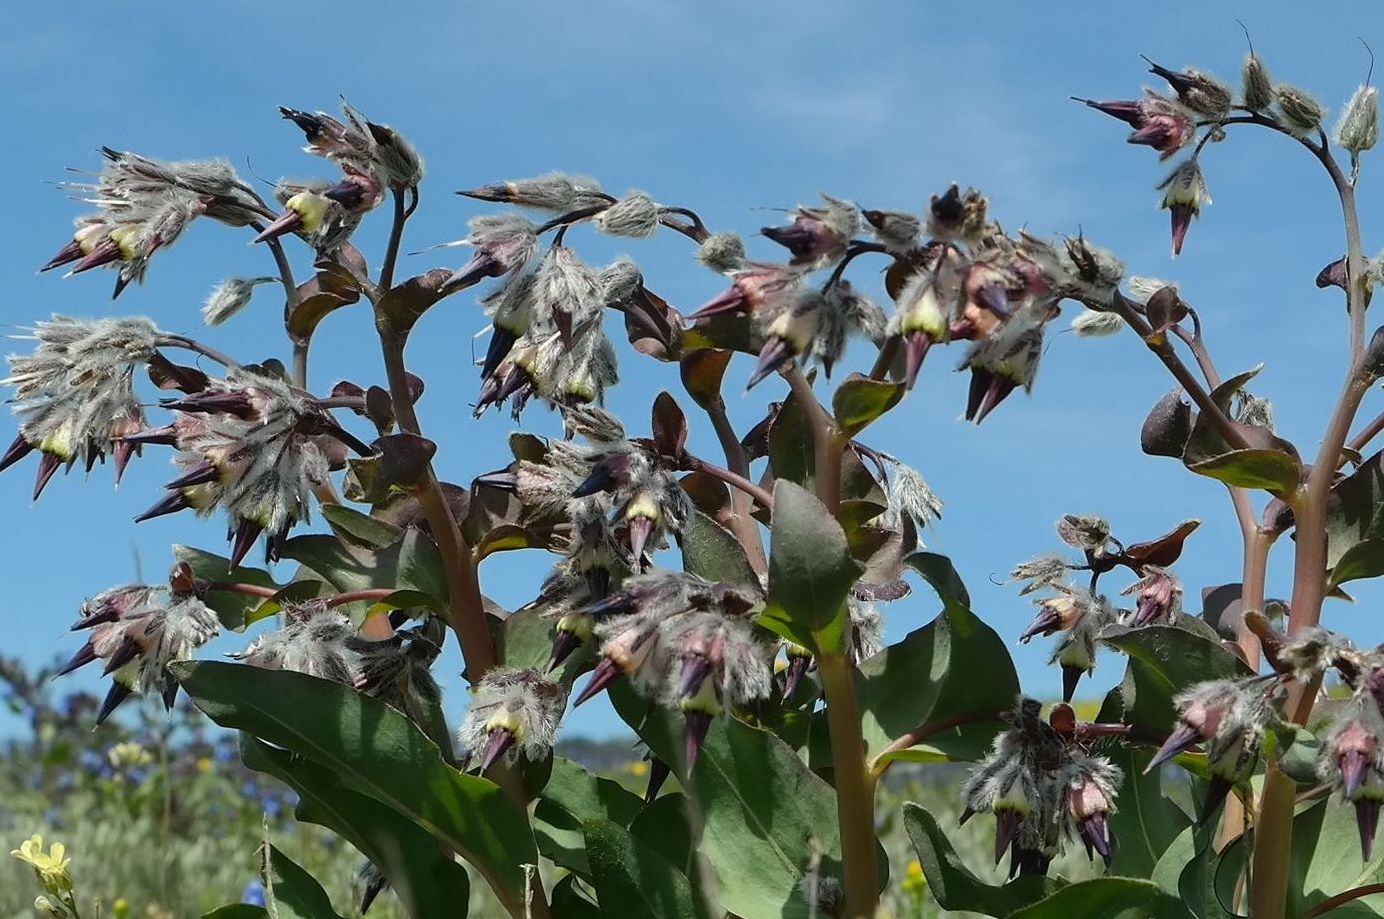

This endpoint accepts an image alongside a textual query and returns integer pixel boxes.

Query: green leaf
[903,551,971,608]
[475,524,543,559]
[584,818,707,919]
[1099,624,1253,733]
[1008,877,1184,919]
[240,736,471,919]
[533,756,644,876]
[1266,721,1323,784]
[767,393,814,487]
[550,875,602,919]
[832,375,904,438]
[279,529,445,608]
[680,510,759,588]
[174,661,534,912]
[1332,539,1384,587]
[857,601,1016,766]
[1185,448,1302,495]
[1105,748,1190,878]
[901,803,1061,916]
[629,792,697,879]
[1328,450,1384,570]
[761,480,863,653]
[320,504,404,550]
[202,908,268,919]
[263,845,346,919]
[679,349,733,409]
[173,545,280,631]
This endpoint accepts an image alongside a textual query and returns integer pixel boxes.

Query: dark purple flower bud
[1076,93,1196,159]
[645,757,671,802]
[1122,566,1182,627]
[760,195,857,267]
[1147,680,1235,771]
[1018,593,1086,643]
[1143,58,1232,118]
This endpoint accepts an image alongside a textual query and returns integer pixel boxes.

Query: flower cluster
[2,315,162,495]
[57,563,220,724]
[1012,513,1196,699]
[961,698,1123,876]
[43,148,270,297]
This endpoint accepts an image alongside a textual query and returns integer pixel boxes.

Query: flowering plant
[8,47,1384,918]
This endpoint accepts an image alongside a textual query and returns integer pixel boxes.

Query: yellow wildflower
[11,834,73,894]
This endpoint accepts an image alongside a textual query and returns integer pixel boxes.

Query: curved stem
[870,711,1010,779]
[379,186,410,292]
[250,227,306,387]
[323,588,398,608]
[1303,883,1384,917]
[156,335,240,370]
[824,241,890,289]
[685,454,774,514]
[202,581,278,599]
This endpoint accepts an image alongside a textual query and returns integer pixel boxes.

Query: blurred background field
[0,656,1114,918]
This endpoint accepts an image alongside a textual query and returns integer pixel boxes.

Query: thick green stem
[817,649,878,919]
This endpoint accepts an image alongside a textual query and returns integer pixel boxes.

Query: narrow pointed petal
[1082,814,1112,866]
[494,366,531,404]
[547,630,583,673]
[113,439,137,485]
[102,636,140,675]
[0,435,33,474]
[1342,752,1370,799]
[445,252,500,291]
[903,332,933,390]
[253,210,303,244]
[572,464,618,498]
[1017,608,1060,643]
[165,463,219,490]
[123,425,179,446]
[645,758,671,803]
[479,728,516,773]
[1200,776,1234,822]
[473,376,502,418]
[95,682,135,725]
[975,377,1018,424]
[687,287,746,320]
[111,270,136,300]
[482,327,518,381]
[134,490,191,523]
[474,470,518,492]
[161,677,180,711]
[162,391,254,416]
[1061,664,1083,703]
[1146,723,1202,772]
[41,239,84,272]
[572,657,623,708]
[994,810,1021,865]
[586,567,611,600]
[68,239,121,274]
[1358,798,1381,861]
[1074,97,1144,127]
[683,710,713,774]
[782,655,811,700]
[33,452,63,500]
[229,519,264,571]
[958,806,976,827]
[677,656,712,701]
[747,338,794,391]
[71,607,119,630]
[627,516,655,566]
[1170,204,1194,257]
[56,642,98,676]
[965,369,991,421]
[83,444,101,475]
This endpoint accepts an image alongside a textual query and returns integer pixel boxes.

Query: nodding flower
[2,315,163,495]
[687,262,801,321]
[891,270,952,389]
[663,610,773,770]
[137,368,337,569]
[1158,159,1210,257]
[748,291,824,390]
[444,214,539,292]
[47,148,269,297]
[959,305,1050,424]
[1065,753,1122,866]
[456,668,565,774]
[1322,711,1384,859]
[1018,588,1091,643]
[60,563,219,724]
[279,103,424,191]
[761,194,859,268]
[1045,590,1111,702]
[458,172,610,213]
[926,184,989,245]
[1076,92,1196,159]
[1121,566,1182,627]
[1143,59,1233,118]
[861,208,922,255]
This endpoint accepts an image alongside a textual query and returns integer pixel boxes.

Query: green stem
[816,649,878,919]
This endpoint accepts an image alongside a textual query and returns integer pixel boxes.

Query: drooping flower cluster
[57,563,220,724]
[457,667,566,773]
[961,698,1123,876]
[1013,513,1197,699]
[1,316,162,494]
[256,103,422,252]
[43,148,270,297]
[133,367,342,568]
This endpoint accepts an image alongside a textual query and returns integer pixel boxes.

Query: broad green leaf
[550,875,602,919]
[761,480,863,654]
[1186,448,1302,495]
[174,545,280,631]
[279,529,445,608]
[1266,722,1323,784]
[584,818,706,919]
[174,661,533,912]
[1099,624,1253,733]
[1332,539,1384,588]
[264,845,346,919]
[533,756,644,877]
[832,375,904,438]
[629,792,697,879]
[679,349,733,408]
[240,736,471,919]
[320,504,404,550]
[680,510,759,588]
[1327,450,1384,570]
[858,601,1016,767]
[1105,748,1189,878]
[904,551,971,608]
[202,908,268,919]
[767,393,814,487]
[1008,877,1184,919]
[901,803,1062,916]
[492,606,590,687]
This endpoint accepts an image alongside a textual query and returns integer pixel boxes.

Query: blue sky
[4,1,1384,740]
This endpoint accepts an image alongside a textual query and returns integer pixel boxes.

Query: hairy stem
[685,455,775,515]
[156,335,240,370]
[261,234,306,387]
[816,650,878,919]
